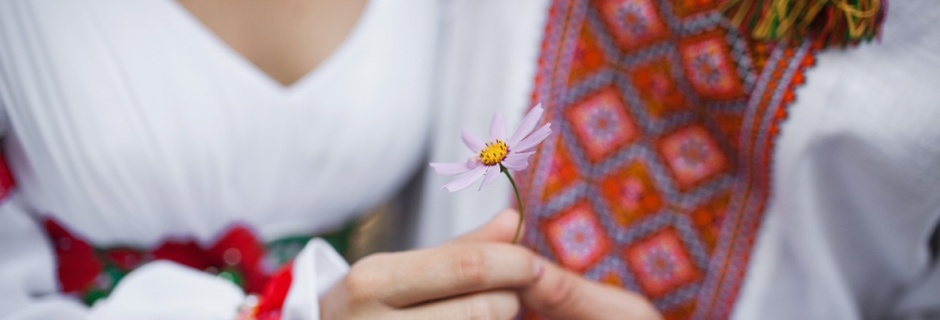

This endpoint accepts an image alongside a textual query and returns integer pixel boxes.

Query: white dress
[0,0,437,318]
[2,0,939,319]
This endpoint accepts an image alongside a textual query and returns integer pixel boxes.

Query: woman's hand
[319,209,663,319]
[319,210,542,319]
[453,210,662,320]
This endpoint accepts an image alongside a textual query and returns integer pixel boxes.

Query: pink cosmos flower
[431,104,552,192]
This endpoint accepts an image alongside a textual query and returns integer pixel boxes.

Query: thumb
[452,209,525,243]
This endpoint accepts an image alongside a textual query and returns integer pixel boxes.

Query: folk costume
[0,0,939,320]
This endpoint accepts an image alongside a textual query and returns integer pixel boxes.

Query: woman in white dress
[2,0,939,319]
[0,0,657,319]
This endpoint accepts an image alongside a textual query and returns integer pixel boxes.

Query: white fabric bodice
[0,0,436,245]
[1,0,438,318]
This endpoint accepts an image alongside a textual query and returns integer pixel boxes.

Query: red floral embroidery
[208,226,268,293]
[0,152,14,201]
[45,219,103,293]
[43,220,287,307]
[152,241,214,271]
[255,264,294,320]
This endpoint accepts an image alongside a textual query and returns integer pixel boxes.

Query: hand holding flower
[430,104,552,243]
[319,210,661,320]
[318,210,543,319]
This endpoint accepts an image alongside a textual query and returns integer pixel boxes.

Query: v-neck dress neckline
[0,0,440,245]
[162,0,378,98]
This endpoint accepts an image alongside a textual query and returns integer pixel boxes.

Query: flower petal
[509,103,544,146]
[502,152,534,171]
[511,123,552,153]
[430,162,472,176]
[478,165,501,191]
[462,130,486,152]
[466,157,482,170]
[490,112,507,141]
[442,166,487,192]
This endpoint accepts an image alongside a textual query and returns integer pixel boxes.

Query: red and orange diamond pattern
[522,0,817,318]
[625,228,702,299]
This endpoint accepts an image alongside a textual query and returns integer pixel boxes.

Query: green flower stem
[500,165,524,244]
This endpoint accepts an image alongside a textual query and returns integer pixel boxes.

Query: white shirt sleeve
[731,1,940,318]
[281,239,350,320]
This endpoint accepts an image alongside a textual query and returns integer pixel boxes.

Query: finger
[520,259,662,320]
[362,242,541,308]
[391,290,520,320]
[453,209,524,243]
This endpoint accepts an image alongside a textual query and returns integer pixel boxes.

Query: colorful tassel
[722,0,887,48]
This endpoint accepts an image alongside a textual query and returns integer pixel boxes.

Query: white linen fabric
[421,0,940,319]
[732,1,940,318]
[0,0,435,318]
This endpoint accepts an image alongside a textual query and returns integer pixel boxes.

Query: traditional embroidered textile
[41,218,352,306]
[722,0,887,47]
[520,0,817,318]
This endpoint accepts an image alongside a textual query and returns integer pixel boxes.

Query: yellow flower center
[479,140,509,166]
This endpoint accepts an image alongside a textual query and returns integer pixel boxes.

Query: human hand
[453,210,663,320]
[319,208,662,320]
[318,210,541,319]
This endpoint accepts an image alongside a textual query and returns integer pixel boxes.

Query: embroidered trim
[43,218,352,306]
[520,0,817,318]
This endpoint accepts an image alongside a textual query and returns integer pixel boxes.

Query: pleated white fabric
[0,0,436,318]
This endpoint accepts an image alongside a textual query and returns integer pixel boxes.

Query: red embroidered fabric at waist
[43,219,319,306]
